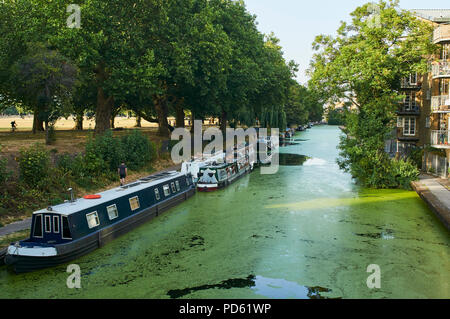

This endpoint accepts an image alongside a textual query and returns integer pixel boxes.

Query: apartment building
[392,10,450,177]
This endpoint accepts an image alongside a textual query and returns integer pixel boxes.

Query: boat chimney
[68,188,75,203]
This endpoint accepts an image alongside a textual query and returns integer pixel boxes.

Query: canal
[0,125,448,298]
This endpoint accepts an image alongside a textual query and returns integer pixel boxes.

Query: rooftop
[33,171,183,216]
[411,9,450,23]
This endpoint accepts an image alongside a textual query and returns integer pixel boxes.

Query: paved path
[0,164,183,238]
[412,174,450,230]
[0,218,31,237]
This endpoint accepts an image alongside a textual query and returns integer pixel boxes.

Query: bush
[121,130,155,170]
[87,130,125,171]
[18,144,50,187]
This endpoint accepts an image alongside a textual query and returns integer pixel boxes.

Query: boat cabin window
[53,216,60,233]
[86,211,100,229]
[62,216,72,239]
[218,169,227,181]
[107,204,119,220]
[186,178,190,185]
[129,196,140,211]
[163,185,170,197]
[44,215,51,233]
[154,188,160,200]
[33,214,43,238]
[175,181,180,191]
[171,182,176,193]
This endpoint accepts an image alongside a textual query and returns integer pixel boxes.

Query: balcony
[431,130,450,148]
[432,61,450,79]
[396,104,420,115]
[433,24,450,44]
[400,79,421,89]
[431,95,450,113]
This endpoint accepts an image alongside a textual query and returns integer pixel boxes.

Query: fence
[423,152,448,178]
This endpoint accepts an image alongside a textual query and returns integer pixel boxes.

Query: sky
[243,0,449,84]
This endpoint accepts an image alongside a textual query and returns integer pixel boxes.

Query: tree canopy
[308,0,435,188]
[0,0,309,136]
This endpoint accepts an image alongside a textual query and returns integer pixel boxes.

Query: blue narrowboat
[4,171,195,273]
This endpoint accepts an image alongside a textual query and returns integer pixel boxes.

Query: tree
[10,45,78,144]
[308,0,435,188]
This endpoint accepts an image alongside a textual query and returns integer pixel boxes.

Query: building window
[403,117,416,136]
[404,91,416,110]
[163,185,171,197]
[171,182,177,193]
[45,215,51,233]
[86,211,100,229]
[129,196,140,211]
[62,216,72,239]
[53,216,60,233]
[175,181,180,191]
[33,215,43,238]
[154,188,161,200]
[409,73,417,85]
[107,204,119,220]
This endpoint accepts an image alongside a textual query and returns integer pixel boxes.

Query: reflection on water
[0,126,448,299]
[251,276,334,299]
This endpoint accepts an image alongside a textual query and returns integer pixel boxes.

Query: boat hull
[5,187,196,273]
[196,166,251,192]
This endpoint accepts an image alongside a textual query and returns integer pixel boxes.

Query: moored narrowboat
[197,144,254,192]
[4,171,195,273]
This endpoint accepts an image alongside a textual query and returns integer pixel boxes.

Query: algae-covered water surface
[0,126,448,298]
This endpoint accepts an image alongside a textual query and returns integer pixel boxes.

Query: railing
[432,61,450,78]
[397,104,420,114]
[431,95,450,112]
[433,24,450,44]
[400,78,420,89]
[431,130,450,147]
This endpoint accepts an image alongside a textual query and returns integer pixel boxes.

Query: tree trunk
[190,111,195,133]
[95,87,113,135]
[44,120,50,145]
[111,113,115,129]
[135,115,142,127]
[75,113,83,130]
[220,110,227,134]
[175,102,185,128]
[32,110,44,134]
[153,95,169,137]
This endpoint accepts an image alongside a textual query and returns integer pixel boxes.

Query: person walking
[118,162,127,186]
[10,121,17,132]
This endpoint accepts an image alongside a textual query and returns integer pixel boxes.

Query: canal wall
[411,175,450,231]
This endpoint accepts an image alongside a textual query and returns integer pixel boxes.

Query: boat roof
[33,171,185,216]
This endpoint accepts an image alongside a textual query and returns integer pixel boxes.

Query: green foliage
[121,130,156,170]
[18,144,50,187]
[309,0,435,189]
[0,145,9,184]
[327,108,346,125]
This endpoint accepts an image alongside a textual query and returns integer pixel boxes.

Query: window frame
[403,117,416,136]
[171,182,177,193]
[61,216,72,240]
[163,185,171,197]
[33,214,43,238]
[44,215,51,233]
[53,215,60,233]
[106,204,119,220]
[175,180,180,191]
[86,211,100,229]
[129,196,140,211]
[154,188,161,200]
